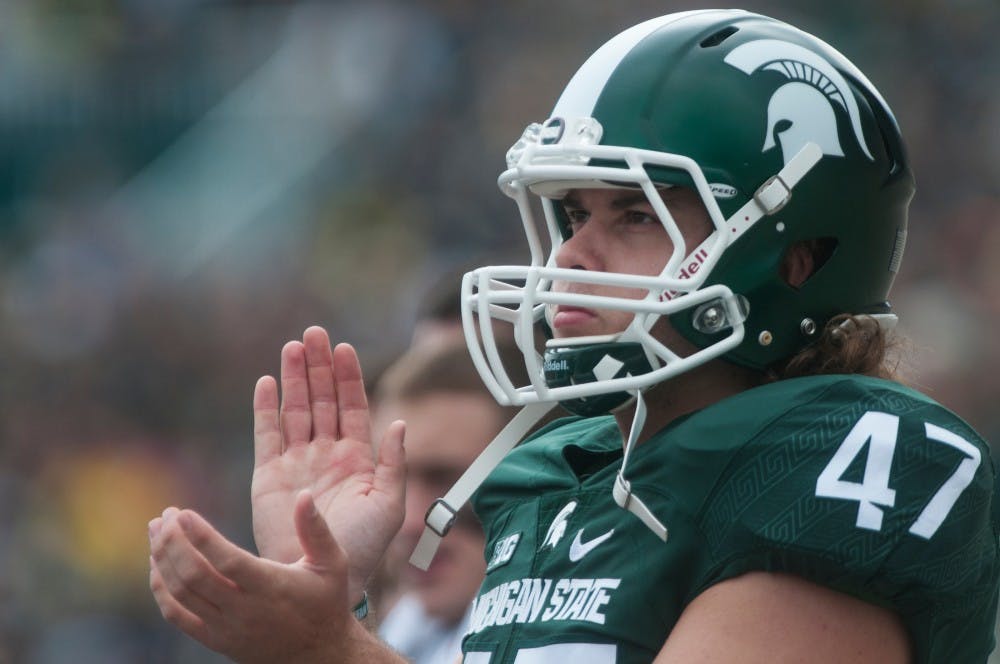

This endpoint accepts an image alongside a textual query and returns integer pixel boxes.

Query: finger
[293,490,346,571]
[149,516,163,542]
[303,326,338,440]
[280,340,312,449]
[374,420,407,513]
[154,512,234,617]
[331,343,372,445]
[150,554,213,643]
[177,508,276,595]
[253,375,281,464]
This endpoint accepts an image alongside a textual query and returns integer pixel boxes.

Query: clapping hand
[149,327,407,662]
[250,326,406,602]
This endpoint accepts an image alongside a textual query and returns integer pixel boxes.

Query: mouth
[551,305,597,330]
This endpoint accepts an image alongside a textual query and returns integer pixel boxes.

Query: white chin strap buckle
[409,402,555,571]
[424,498,458,537]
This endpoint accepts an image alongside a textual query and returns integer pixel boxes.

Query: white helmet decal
[724,39,875,164]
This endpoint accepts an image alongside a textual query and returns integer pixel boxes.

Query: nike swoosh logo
[568,528,614,562]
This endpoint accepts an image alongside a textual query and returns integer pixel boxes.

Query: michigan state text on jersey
[466,376,998,663]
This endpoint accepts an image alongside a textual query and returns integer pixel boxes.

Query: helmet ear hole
[781,238,838,289]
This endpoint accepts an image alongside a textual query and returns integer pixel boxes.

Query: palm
[249,328,405,600]
[252,438,377,558]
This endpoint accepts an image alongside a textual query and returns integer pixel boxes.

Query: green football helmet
[462,9,914,416]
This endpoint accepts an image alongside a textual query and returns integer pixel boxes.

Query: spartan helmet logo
[542,501,577,549]
[724,39,875,165]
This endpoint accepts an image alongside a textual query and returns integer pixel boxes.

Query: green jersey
[464,375,999,663]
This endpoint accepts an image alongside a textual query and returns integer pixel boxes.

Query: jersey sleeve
[690,377,999,663]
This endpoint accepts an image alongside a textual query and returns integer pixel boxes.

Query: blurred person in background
[147,9,998,664]
[371,341,517,664]
[408,266,474,351]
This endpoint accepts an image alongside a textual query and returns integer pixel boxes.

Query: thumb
[293,490,343,569]
[374,419,407,512]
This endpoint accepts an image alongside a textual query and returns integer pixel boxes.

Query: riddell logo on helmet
[660,247,709,301]
[677,247,709,281]
[543,358,570,373]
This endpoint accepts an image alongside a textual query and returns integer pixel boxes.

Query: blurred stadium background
[0,1,997,662]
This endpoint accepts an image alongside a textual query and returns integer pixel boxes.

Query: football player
[149,9,999,663]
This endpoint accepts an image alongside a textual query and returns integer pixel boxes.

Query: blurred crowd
[0,1,997,662]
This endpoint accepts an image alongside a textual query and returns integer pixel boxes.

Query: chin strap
[613,391,668,541]
[409,401,556,571]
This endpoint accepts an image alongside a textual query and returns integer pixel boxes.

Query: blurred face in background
[378,391,504,624]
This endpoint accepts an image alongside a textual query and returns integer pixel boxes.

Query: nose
[554,219,603,271]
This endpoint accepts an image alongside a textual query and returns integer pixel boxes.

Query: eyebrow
[561,190,651,210]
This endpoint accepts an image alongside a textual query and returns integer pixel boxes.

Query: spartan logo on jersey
[542,501,577,549]
[724,39,875,165]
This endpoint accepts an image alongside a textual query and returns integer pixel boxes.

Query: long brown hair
[767,314,905,382]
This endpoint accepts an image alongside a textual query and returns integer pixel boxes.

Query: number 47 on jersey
[815,410,981,539]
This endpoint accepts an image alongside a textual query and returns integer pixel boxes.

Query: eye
[563,207,589,231]
[623,209,657,226]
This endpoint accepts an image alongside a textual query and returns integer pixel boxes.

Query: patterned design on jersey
[700,380,996,611]
[467,375,999,663]
[701,388,896,567]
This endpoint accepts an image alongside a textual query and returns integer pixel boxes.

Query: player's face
[381,392,503,624]
[549,187,712,339]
